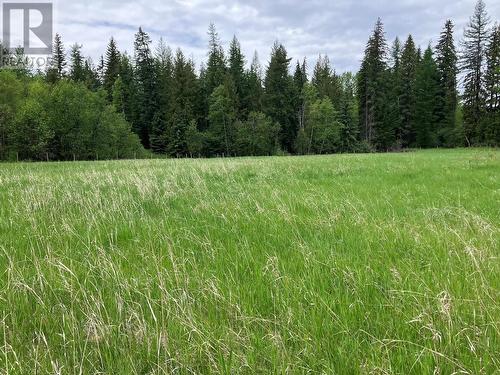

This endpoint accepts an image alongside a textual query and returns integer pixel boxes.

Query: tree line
[0,0,498,161]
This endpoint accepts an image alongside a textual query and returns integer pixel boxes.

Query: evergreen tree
[82,58,101,91]
[293,59,308,135]
[312,55,342,109]
[96,55,105,85]
[461,0,490,145]
[112,77,125,113]
[386,38,403,148]
[186,119,204,156]
[117,54,138,126]
[134,27,157,148]
[228,36,245,116]
[435,20,458,146]
[47,33,66,82]
[0,42,9,68]
[484,24,500,145]
[69,44,85,82]
[103,37,121,101]
[414,46,440,148]
[205,24,226,96]
[339,72,360,152]
[295,83,318,154]
[150,38,174,153]
[167,50,198,156]
[293,59,308,92]
[357,18,393,150]
[263,42,296,152]
[196,63,210,131]
[485,25,500,111]
[244,52,264,114]
[400,35,418,147]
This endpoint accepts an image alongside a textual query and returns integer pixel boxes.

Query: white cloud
[51,0,499,74]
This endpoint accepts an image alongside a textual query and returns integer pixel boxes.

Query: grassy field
[0,149,499,374]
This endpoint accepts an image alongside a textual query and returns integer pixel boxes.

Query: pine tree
[435,20,458,146]
[414,46,440,148]
[461,0,490,145]
[103,37,121,101]
[263,42,296,152]
[47,33,66,82]
[69,44,85,82]
[400,35,418,147]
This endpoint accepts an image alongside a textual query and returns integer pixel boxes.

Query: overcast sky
[52,0,499,74]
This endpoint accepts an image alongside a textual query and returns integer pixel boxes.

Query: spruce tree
[205,24,226,96]
[293,59,308,135]
[388,38,403,148]
[134,27,157,148]
[69,44,85,82]
[244,52,264,114]
[82,58,101,91]
[96,55,105,84]
[339,72,360,152]
[263,42,296,152]
[485,25,500,111]
[167,49,198,156]
[400,35,418,147]
[47,33,66,82]
[228,36,245,116]
[357,18,393,150]
[461,0,490,145]
[414,46,440,148]
[103,37,121,101]
[117,54,138,126]
[484,24,500,145]
[435,20,458,146]
[151,38,174,153]
[312,55,342,109]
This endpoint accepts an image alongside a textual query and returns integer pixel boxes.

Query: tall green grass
[0,149,498,374]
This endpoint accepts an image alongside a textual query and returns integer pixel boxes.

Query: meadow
[0,148,498,374]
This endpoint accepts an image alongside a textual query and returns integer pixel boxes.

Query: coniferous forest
[0,0,499,161]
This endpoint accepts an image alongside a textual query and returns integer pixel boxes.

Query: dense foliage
[0,0,498,161]
[0,71,144,161]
